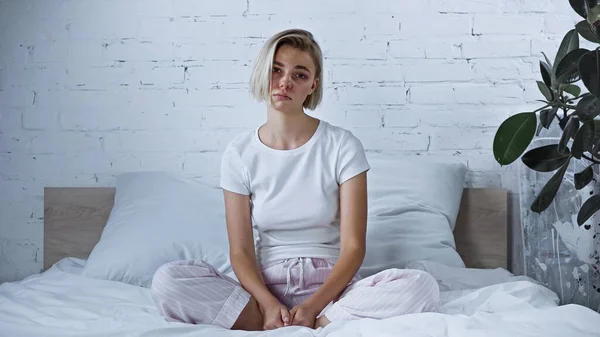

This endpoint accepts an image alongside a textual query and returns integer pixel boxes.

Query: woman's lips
[273,94,291,101]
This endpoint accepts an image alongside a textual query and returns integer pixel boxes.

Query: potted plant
[494,0,600,227]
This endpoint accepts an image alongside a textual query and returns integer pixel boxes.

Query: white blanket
[0,258,598,337]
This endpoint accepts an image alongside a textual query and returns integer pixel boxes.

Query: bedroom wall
[0,0,582,283]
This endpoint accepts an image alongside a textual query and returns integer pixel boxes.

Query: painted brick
[432,127,498,150]
[249,0,357,15]
[454,83,524,104]
[470,59,536,81]
[400,14,472,38]
[544,15,579,35]
[100,41,175,62]
[323,41,388,60]
[389,41,426,59]
[22,107,58,130]
[345,109,383,128]
[0,131,31,153]
[174,41,263,62]
[2,153,112,176]
[286,16,365,42]
[0,108,22,131]
[172,0,247,16]
[183,151,222,179]
[336,85,408,105]
[462,37,531,58]
[331,65,404,83]
[364,15,400,36]
[401,60,473,82]
[186,63,252,86]
[26,41,69,64]
[425,40,463,59]
[68,16,140,40]
[531,37,561,59]
[352,128,430,151]
[202,105,265,128]
[432,0,499,13]
[29,132,103,154]
[409,85,456,104]
[107,152,186,174]
[4,65,67,90]
[474,14,544,35]
[60,108,204,131]
[382,107,422,128]
[417,105,514,128]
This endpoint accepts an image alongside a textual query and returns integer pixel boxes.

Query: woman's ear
[310,78,319,94]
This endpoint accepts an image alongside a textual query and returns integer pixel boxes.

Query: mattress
[0,258,599,337]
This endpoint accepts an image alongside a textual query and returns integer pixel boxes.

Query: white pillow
[358,154,467,278]
[83,155,466,286]
[81,171,232,287]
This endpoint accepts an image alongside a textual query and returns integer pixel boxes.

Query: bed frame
[43,187,508,271]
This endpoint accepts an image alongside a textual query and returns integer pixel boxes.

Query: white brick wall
[0,0,582,282]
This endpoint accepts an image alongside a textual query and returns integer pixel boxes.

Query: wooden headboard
[43,187,508,271]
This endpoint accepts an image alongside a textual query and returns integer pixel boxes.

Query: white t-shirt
[219,119,370,266]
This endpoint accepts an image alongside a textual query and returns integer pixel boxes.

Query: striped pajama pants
[150,257,440,329]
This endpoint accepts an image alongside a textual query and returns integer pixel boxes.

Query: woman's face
[270,44,319,112]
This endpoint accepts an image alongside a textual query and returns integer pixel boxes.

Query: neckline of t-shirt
[253,119,326,156]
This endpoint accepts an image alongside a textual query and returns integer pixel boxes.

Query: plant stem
[566,95,585,103]
[550,102,578,110]
[582,154,600,165]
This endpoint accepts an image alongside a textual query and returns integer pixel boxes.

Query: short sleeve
[220,143,251,195]
[336,131,370,184]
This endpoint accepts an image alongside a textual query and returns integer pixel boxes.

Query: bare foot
[314,315,330,329]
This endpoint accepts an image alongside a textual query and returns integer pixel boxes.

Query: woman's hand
[290,302,320,328]
[260,300,291,330]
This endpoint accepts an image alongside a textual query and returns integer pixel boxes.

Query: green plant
[493,0,600,226]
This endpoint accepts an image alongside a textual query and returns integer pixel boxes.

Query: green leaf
[579,49,600,98]
[575,165,594,189]
[570,0,590,18]
[540,61,553,88]
[542,52,553,69]
[559,115,580,154]
[531,159,570,213]
[572,120,595,159]
[564,84,582,97]
[553,29,579,80]
[537,81,554,101]
[521,144,571,172]
[575,93,600,121]
[576,20,600,43]
[577,194,600,225]
[540,107,559,129]
[493,112,537,166]
[556,48,588,84]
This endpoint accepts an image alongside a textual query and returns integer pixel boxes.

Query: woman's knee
[151,259,214,296]
[409,269,440,311]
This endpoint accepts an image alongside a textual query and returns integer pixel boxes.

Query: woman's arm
[223,190,280,308]
[300,171,368,313]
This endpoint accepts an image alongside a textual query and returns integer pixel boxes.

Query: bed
[1,160,599,337]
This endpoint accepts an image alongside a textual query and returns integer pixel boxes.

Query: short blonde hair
[249,29,324,110]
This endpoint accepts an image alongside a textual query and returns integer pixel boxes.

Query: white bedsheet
[0,258,599,337]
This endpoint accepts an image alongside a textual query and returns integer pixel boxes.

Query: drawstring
[283,258,305,296]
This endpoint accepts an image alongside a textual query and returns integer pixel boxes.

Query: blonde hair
[249,29,324,110]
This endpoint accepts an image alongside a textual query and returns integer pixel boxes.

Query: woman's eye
[272,67,281,73]
[296,73,307,79]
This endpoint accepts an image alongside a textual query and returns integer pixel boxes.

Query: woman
[150,29,440,331]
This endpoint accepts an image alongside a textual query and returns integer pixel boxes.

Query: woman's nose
[279,74,292,89]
